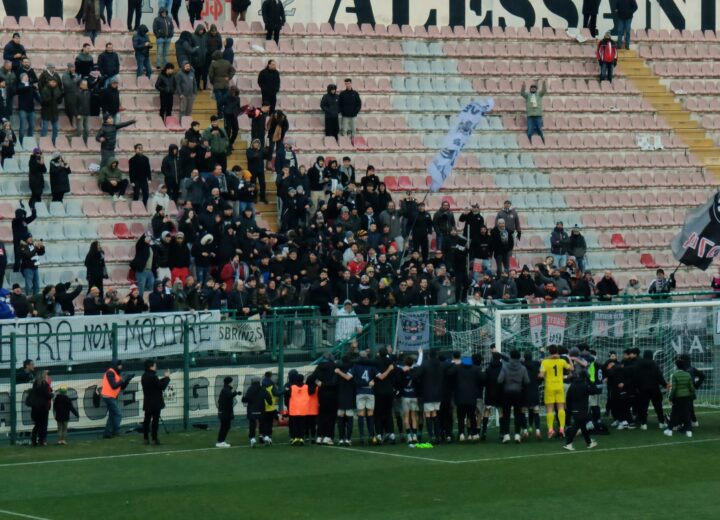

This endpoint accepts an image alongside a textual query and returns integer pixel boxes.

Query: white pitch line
[0,442,281,469]
[326,445,452,464]
[0,509,52,520]
[449,436,720,464]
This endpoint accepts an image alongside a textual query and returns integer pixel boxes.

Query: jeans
[136,53,152,78]
[18,110,35,141]
[340,115,356,138]
[103,397,122,437]
[156,37,171,68]
[77,115,90,143]
[41,119,59,144]
[159,0,172,9]
[196,265,209,286]
[238,201,255,216]
[136,270,154,298]
[99,0,113,24]
[213,88,227,115]
[617,17,632,49]
[22,268,40,295]
[600,61,614,82]
[494,252,511,275]
[551,254,567,268]
[527,116,544,143]
[575,255,587,272]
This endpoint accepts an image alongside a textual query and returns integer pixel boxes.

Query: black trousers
[217,416,232,442]
[101,179,129,196]
[260,411,276,438]
[212,153,227,172]
[583,13,598,37]
[318,389,338,438]
[248,413,261,438]
[262,92,277,113]
[637,388,665,425]
[29,189,42,209]
[324,115,339,139]
[171,0,182,26]
[374,394,394,436]
[143,409,161,440]
[265,25,281,43]
[669,396,693,432]
[165,177,179,202]
[456,404,477,436]
[0,264,5,289]
[31,407,49,445]
[289,416,305,439]
[500,393,524,435]
[439,399,453,438]
[412,235,429,262]
[51,191,66,202]
[132,179,149,205]
[252,170,266,200]
[188,2,203,25]
[127,1,142,32]
[225,115,239,147]
[565,412,591,445]
[87,278,104,296]
[160,92,174,119]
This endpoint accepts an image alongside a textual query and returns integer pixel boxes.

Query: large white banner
[12,0,712,33]
[428,98,494,192]
[0,364,315,434]
[0,311,266,369]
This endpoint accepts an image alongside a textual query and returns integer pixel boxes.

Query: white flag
[427,98,494,192]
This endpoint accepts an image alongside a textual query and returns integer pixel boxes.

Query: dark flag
[671,191,720,270]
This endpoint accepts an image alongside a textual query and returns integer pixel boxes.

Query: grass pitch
[1,412,720,520]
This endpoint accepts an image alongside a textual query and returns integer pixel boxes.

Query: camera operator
[141,359,171,445]
[101,360,134,439]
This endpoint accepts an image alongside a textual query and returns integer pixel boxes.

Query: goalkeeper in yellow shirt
[539,345,583,438]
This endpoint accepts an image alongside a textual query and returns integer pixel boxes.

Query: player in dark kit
[349,351,377,444]
[413,349,446,445]
[522,350,542,440]
[334,355,357,445]
[563,371,599,451]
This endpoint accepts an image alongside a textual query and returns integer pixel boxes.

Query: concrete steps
[618,48,720,179]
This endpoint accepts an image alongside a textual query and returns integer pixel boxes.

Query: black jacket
[634,355,667,392]
[566,374,599,417]
[414,358,446,402]
[321,90,340,118]
[100,86,120,116]
[262,0,286,28]
[490,227,514,255]
[97,50,120,78]
[338,88,362,117]
[615,0,638,20]
[218,384,240,420]
[28,156,46,195]
[257,67,280,96]
[583,0,602,15]
[447,363,484,406]
[129,154,152,185]
[49,159,71,195]
[53,393,79,422]
[241,381,265,415]
[141,369,171,412]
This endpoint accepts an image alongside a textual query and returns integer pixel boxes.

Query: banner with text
[0,312,266,368]
[591,311,625,338]
[528,313,567,347]
[0,364,313,434]
[395,311,431,351]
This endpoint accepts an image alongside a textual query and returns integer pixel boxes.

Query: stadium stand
[0,19,717,305]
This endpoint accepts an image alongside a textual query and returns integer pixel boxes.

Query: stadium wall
[1,0,717,32]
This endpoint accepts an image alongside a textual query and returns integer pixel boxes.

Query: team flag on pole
[671,191,720,270]
[427,98,494,192]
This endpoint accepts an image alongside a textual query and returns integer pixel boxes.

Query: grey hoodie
[497,358,529,395]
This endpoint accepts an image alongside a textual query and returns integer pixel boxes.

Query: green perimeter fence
[0,291,718,444]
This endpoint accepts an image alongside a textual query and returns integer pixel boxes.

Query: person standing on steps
[597,32,618,83]
[262,0,286,44]
[155,63,176,121]
[258,60,280,113]
[153,8,174,71]
[521,79,547,144]
[208,50,235,117]
[175,62,198,118]
[614,0,638,50]
[338,78,361,141]
[321,84,340,140]
[582,0,601,38]
[101,360,134,439]
[141,359,171,446]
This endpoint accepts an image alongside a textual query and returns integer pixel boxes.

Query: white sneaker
[587,440,598,449]
[610,420,619,428]
[640,424,647,431]
[215,442,231,448]
[250,437,257,448]
[692,421,699,427]
[663,429,673,437]
[459,433,466,442]
[563,443,575,451]
[471,434,480,441]
[112,194,118,201]
[315,437,322,444]
[686,431,693,438]
[502,434,510,444]
[514,434,521,444]
[263,436,272,445]
[323,437,334,445]
[617,421,628,430]
[346,440,352,446]
[658,423,667,429]
[117,195,126,201]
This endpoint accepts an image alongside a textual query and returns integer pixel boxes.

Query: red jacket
[596,40,618,63]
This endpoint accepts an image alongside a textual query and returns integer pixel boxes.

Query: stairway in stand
[149,35,278,230]
[617,48,720,179]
